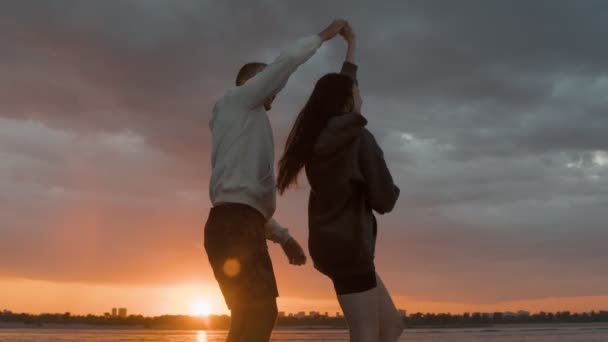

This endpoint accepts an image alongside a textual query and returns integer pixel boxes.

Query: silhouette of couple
[204,19,403,342]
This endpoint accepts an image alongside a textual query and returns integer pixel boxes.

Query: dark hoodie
[305,112,400,277]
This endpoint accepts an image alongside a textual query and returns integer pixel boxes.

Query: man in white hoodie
[204,20,347,341]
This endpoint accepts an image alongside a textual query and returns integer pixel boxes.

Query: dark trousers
[204,203,279,341]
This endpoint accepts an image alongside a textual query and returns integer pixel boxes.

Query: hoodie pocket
[309,223,370,274]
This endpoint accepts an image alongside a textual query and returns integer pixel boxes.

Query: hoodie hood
[314,113,367,155]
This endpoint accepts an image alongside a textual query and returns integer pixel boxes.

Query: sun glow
[196,330,208,342]
[191,299,212,317]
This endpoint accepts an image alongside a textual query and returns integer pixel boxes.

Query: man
[204,19,348,341]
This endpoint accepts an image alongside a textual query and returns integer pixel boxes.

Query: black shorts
[330,271,377,295]
[204,203,279,310]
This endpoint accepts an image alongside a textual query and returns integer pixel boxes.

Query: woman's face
[352,83,362,113]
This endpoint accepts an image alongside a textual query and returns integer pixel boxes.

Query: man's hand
[281,238,307,265]
[339,21,356,45]
[318,19,347,42]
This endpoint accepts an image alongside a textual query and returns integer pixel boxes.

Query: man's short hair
[235,62,267,86]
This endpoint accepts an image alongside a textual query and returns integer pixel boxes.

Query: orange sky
[2,278,608,316]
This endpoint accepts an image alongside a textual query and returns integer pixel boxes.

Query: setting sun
[191,299,212,317]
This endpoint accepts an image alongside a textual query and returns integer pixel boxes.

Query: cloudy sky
[1,0,607,316]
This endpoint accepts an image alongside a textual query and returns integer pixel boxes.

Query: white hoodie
[209,35,322,244]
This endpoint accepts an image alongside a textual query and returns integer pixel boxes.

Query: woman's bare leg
[338,287,380,342]
[376,274,404,342]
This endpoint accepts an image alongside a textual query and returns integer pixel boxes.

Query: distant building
[323,312,329,318]
[118,308,127,318]
[517,310,530,317]
[336,312,342,318]
[111,308,117,316]
[309,311,320,318]
[295,311,306,319]
[278,312,286,318]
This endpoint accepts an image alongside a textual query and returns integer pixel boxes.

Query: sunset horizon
[3,276,608,317]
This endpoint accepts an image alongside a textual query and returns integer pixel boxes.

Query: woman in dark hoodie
[277,23,403,342]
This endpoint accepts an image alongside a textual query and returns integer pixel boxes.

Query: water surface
[1,324,608,341]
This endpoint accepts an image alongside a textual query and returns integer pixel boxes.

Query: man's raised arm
[235,19,347,109]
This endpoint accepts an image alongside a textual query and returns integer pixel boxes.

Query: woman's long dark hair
[277,73,355,194]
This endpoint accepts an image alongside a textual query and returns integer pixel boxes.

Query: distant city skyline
[4,308,608,332]
[3,307,608,321]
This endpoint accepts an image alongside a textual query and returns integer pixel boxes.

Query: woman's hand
[340,22,356,45]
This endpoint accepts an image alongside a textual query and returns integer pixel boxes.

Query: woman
[277,24,404,342]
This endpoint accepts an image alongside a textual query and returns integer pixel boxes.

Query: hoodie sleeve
[264,218,292,245]
[358,130,400,214]
[340,61,358,84]
[233,35,322,110]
